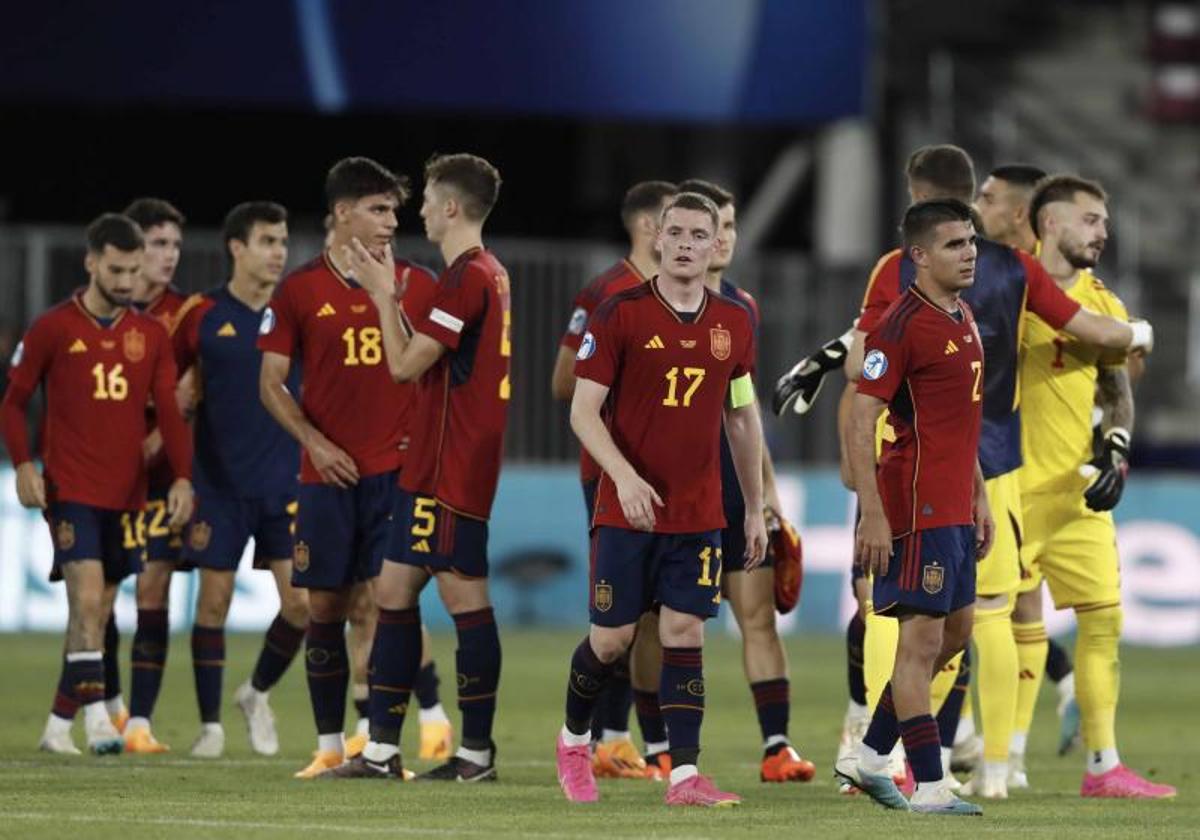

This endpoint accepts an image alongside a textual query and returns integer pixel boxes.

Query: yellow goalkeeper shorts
[1020,489,1120,609]
[975,470,1023,598]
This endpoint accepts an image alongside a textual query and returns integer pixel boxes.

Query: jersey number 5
[663,366,706,407]
[91,363,128,401]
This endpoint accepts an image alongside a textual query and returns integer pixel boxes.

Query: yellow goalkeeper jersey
[1018,268,1128,495]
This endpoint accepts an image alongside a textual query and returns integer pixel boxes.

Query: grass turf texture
[0,631,1194,839]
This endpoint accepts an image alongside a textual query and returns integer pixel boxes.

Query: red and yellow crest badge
[294,540,311,572]
[593,582,613,613]
[123,327,146,363]
[55,520,76,551]
[189,521,212,552]
[922,564,945,595]
[709,327,731,361]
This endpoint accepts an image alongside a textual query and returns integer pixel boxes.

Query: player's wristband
[1128,320,1153,353]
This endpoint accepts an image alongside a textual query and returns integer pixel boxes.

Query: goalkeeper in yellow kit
[1016,175,1175,799]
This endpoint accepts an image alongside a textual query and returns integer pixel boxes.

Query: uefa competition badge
[567,307,588,335]
[862,349,888,381]
[259,307,276,335]
[577,331,596,361]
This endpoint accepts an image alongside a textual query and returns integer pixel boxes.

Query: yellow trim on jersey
[172,293,207,338]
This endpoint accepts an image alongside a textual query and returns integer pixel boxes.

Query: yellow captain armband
[729,373,756,409]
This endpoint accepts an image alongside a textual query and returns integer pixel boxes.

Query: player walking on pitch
[555,192,766,807]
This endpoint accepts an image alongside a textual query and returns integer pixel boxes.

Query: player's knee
[308,591,349,624]
[279,590,310,627]
[1012,588,1042,623]
[589,624,635,663]
[658,612,704,648]
[737,598,778,644]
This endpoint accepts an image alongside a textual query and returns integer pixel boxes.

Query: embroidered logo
[122,328,145,363]
[709,327,731,361]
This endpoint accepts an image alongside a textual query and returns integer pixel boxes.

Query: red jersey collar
[72,291,128,330]
[649,276,708,324]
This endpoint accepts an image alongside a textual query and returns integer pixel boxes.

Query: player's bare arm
[844,328,866,381]
[1085,364,1136,512]
[345,239,445,383]
[1097,364,1135,432]
[849,391,891,575]
[14,462,47,509]
[759,421,783,517]
[972,460,994,559]
[724,399,768,568]
[1062,308,1153,353]
[152,345,195,528]
[550,345,578,401]
[836,381,856,489]
[259,350,358,488]
[570,377,663,531]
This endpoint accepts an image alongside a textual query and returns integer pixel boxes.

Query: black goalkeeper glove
[773,328,854,417]
[1082,427,1130,512]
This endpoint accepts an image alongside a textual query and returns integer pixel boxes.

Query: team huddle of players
[0,142,1179,812]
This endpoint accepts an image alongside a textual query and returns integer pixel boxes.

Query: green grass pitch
[0,631,1194,838]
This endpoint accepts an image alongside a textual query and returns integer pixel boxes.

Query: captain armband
[729,373,756,409]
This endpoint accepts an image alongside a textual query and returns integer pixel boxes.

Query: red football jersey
[256,253,435,484]
[401,247,511,520]
[142,286,189,489]
[560,259,647,484]
[576,279,756,533]
[2,293,191,510]
[856,287,984,535]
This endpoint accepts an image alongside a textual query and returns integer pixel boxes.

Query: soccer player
[2,213,193,755]
[122,197,190,752]
[257,157,439,778]
[973,164,1082,770]
[550,179,677,779]
[836,199,990,816]
[675,177,816,782]
[1016,175,1175,798]
[327,153,509,782]
[555,192,766,807]
[169,201,309,758]
[810,146,1150,798]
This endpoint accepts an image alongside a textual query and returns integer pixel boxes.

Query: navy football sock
[130,608,169,719]
[305,619,349,736]
[250,613,306,693]
[453,607,501,750]
[750,678,790,746]
[846,612,867,706]
[590,655,632,740]
[937,648,970,748]
[415,662,441,710]
[368,607,420,746]
[191,624,225,724]
[660,646,704,769]
[862,682,900,757]
[52,655,79,720]
[66,652,105,707]
[899,714,943,783]
[634,689,667,748]
[565,637,613,736]
[1045,637,1073,683]
[103,613,121,701]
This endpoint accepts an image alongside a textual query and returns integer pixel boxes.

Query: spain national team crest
[294,540,311,572]
[123,327,146,363]
[55,520,76,551]
[709,327,731,361]
[594,581,613,612]
[922,563,945,595]
[189,521,212,552]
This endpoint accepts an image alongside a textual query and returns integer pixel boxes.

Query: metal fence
[0,226,864,465]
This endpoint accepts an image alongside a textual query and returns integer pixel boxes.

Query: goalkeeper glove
[1082,427,1130,512]
[773,327,854,417]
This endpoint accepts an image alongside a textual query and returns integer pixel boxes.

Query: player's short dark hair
[223,201,288,247]
[901,199,975,250]
[424,153,502,222]
[325,157,410,210]
[1029,174,1108,238]
[906,145,976,202]
[989,164,1047,189]
[86,213,144,254]
[123,197,186,231]
[619,181,678,231]
[677,178,734,209]
[660,192,720,231]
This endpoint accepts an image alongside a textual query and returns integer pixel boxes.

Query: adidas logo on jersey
[68,339,88,354]
[644,335,665,349]
[411,539,431,553]
[317,303,337,317]
[217,322,237,337]
[944,339,959,355]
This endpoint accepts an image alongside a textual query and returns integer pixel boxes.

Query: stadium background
[1,0,1199,646]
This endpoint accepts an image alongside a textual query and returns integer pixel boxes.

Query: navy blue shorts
[141,485,185,565]
[589,527,722,626]
[46,502,145,583]
[388,490,489,578]
[873,525,976,617]
[292,472,397,589]
[721,505,774,573]
[183,489,296,571]
[581,478,598,526]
